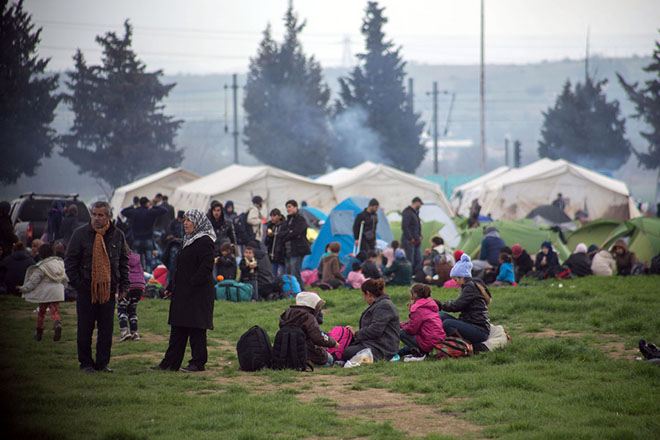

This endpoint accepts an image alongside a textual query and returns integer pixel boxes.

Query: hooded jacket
[20,256,68,303]
[441,278,491,333]
[128,252,146,290]
[400,297,446,352]
[564,252,592,277]
[611,239,638,276]
[513,250,534,282]
[321,253,345,283]
[480,229,506,266]
[591,249,616,276]
[0,250,36,294]
[535,243,559,273]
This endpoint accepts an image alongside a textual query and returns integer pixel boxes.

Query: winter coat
[264,221,286,264]
[383,258,412,286]
[361,260,381,279]
[64,222,130,295]
[279,305,337,365]
[611,240,638,276]
[281,213,311,258]
[442,278,491,333]
[58,216,82,246]
[535,250,559,273]
[496,262,515,283]
[513,250,534,282]
[321,254,346,283]
[154,202,174,231]
[167,218,185,240]
[353,209,378,247]
[591,250,616,276]
[167,235,215,329]
[431,261,453,286]
[207,211,234,249]
[128,253,145,290]
[480,234,506,266]
[354,294,400,361]
[239,257,259,282]
[120,205,167,241]
[215,254,237,281]
[0,250,36,294]
[400,297,446,353]
[564,253,592,277]
[347,270,367,289]
[401,206,421,243]
[19,256,67,303]
[252,245,276,291]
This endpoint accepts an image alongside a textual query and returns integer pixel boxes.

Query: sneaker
[389,354,400,362]
[131,331,140,341]
[181,364,204,373]
[119,328,132,342]
[35,328,43,341]
[333,360,345,368]
[403,354,426,362]
[53,321,62,341]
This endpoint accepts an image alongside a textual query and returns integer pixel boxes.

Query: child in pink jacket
[399,283,446,359]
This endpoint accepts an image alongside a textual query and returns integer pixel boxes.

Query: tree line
[1,0,659,191]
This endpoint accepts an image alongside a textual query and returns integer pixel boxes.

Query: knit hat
[395,249,405,259]
[575,243,587,254]
[453,249,464,261]
[587,244,599,255]
[296,291,325,314]
[511,244,523,258]
[450,254,473,278]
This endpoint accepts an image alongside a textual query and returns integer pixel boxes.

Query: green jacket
[384,258,412,286]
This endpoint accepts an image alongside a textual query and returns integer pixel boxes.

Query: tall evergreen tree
[60,20,182,190]
[617,34,660,171]
[335,1,425,172]
[538,77,631,171]
[243,4,331,175]
[0,0,61,184]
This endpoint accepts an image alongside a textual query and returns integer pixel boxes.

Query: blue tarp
[302,197,393,270]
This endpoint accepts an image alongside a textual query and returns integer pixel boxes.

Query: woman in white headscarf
[153,209,216,372]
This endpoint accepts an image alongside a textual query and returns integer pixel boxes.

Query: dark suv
[10,193,91,246]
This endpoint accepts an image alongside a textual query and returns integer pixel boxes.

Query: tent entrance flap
[330,210,356,236]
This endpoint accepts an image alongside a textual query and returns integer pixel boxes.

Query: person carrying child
[240,246,259,301]
[492,252,515,285]
[215,242,237,281]
[347,262,367,289]
[19,243,67,341]
[118,248,145,341]
[398,284,446,361]
[279,291,338,366]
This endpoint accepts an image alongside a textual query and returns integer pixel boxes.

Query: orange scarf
[91,222,111,304]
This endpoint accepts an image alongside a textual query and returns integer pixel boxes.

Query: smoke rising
[329,105,390,168]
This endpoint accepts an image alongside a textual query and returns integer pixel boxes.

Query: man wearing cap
[401,197,424,274]
[247,196,265,241]
[353,199,379,252]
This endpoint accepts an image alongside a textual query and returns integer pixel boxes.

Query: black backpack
[272,325,313,371]
[236,326,272,371]
[650,253,660,275]
[233,211,256,245]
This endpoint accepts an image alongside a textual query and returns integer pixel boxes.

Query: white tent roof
[171,164,337,214]
[317,161,453,215]
[452,158,639,221]
[110,167,200,214]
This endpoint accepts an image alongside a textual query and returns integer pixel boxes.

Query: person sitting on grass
[511,244,533,282]
[588,244,615,276]
[239,247,259,302]
[492,253,515,286]
[440,254,492,345]
[564,243,592,277]
[535,241,559,276]
[215,242,237,281]
[361,250,382,279]
[383,249,412,286]
[611,239,639,276]
[382,240,399,268]
[279,291,338,366]
[320,241,346,289]
[346,262,367,289]
[398,283,446,361]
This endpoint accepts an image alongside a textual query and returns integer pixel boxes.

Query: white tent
[317,161,453,214]
[451,158,640,221]
[450,166,510,216]
[171,164,337,214]
[110,167,200,214]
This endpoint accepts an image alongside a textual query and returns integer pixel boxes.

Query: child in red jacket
[399,283,446,360]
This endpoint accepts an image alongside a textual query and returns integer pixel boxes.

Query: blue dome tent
[302,197,393,270]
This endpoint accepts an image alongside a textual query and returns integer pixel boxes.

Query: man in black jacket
[401,196,423,274]
[65,201,129,373]
[353,198,379,252]
[120,197,166,272]
[281,200,310,290]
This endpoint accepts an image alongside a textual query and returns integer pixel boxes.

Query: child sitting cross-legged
[492,252,515,286]
[398,283,446,361]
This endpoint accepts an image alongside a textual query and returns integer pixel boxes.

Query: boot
[119,328,132,342]
[53,320,62,341]
[132,331,140,341]
[35,328,43,341]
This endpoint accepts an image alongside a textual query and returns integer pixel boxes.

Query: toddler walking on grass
[118,250,145,341]
[19,243,68,341]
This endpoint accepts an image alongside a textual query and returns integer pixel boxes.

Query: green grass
[1,276,660,439]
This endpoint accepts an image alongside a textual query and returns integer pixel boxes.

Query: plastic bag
[344,348,374,368]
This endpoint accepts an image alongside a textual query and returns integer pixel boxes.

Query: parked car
[10,193,91,246]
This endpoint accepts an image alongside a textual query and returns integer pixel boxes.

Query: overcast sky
[25,0,660,74]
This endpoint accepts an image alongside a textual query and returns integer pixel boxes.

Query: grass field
[2,276,660,439]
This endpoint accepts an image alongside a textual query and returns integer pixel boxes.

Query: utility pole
[408,78,414,113]
[504,137,509,167]
[432,82,439,174]
[479,0,486,173]
[232,73,239,164]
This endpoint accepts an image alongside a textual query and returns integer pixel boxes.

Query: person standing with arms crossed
[401,197,423,275]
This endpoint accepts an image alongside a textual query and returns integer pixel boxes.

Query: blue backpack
[215,280,253,302]
[280,274,302,298]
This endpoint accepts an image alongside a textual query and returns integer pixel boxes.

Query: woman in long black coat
[153,209,216,372]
